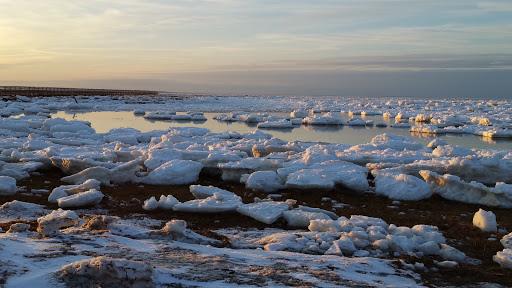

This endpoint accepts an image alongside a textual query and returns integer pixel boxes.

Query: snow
[237,201,290,224]
[0,175,17,195]
[472,209,498,232]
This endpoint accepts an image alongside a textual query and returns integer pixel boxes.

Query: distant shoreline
[1,85,509,100]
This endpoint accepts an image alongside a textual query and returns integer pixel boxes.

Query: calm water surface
[52,111,512,150]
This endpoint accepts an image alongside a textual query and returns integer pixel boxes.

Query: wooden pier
[0,86,159,97]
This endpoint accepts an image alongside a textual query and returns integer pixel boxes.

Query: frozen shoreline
[1,95,511,287]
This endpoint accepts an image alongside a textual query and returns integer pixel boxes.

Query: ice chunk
[290,109,308,118]
[325,236,357,256]
[347,117,366,126]
[302,112,345,125]
[373,172,431,201]
[173,192,242,213]
[48,179,101,203]
[37,209,79,236]
[158,195,179,209]
[427,138,448,149]
[218,157,282,182]
[142,160,203,185]
[350,215,388,229]
[237,201,290,224]
[365,133,425,151]
[282,209,331,228]
[245,170,284,193]
[432,145,474,158]
[297,205,338,220]
[286,169,335,190]
[144,148,182,170]
[50,157,115,175]
[494,249,512,269]
[472,208,497,232]
[420,170,512,208]
[61,166,111,185]
[501,232,512,249]
[257,119,293,129]
[436,261,458,268]
[6,222,30,233]
[438,243,466,262]
[0,175,16,195]
[109,158,143,184]
[494,232,512,269]
[57,189,104,208]
[286,160,369,192]
[142,196,158,211]
[158,219,220,245]
[189,185,239,200]
[58,256,153,287]
[0,200,47,222]
[308,219,341,232]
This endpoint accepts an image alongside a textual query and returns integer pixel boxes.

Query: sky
[1,0,512,98]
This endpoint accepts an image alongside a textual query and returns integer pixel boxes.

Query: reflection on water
[52,111,512,150]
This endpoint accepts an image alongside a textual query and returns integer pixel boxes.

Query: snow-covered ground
[0,94,511,287]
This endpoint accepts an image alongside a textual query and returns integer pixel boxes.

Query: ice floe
[237,201,291,224]
[57,189,104,208]
[142,160,203,185]
[373,171,432,201]
[420,170,512,208]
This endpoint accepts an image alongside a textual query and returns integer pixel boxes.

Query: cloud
[0,0,511,97]
[477,1,512,12]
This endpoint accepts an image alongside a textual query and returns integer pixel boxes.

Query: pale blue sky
[1,0,512,97]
